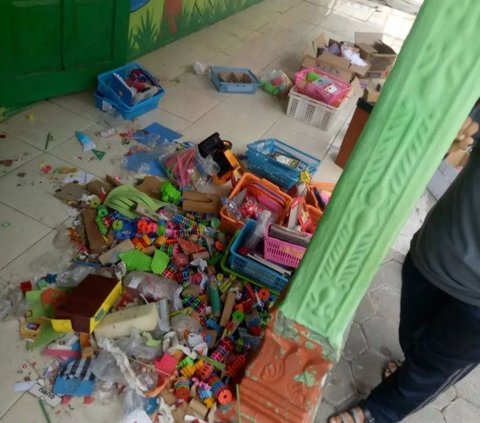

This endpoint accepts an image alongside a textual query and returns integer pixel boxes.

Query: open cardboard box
[355,32,397,78]
[301,32,369,96]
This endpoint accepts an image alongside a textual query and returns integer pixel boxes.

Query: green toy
[160,181,181,204]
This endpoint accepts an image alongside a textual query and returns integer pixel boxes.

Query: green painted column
[279,0,480,361]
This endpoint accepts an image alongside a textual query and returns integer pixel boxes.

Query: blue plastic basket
[247,139,321,189]
[210,66,260,94]
[96,62,164,119]
[227,220,290,293]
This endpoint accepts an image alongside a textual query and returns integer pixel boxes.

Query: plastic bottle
[243,210,272,250]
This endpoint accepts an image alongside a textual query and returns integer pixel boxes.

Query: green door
[0,0,130,107]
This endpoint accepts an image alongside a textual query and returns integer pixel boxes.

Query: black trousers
[364,252,480,423]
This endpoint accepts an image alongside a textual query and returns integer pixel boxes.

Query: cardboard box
[301,32,369,96]
[355,32,397,78]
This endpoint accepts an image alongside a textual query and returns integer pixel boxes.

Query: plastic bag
[95,381,119,405]
[115,330,162,361]
[97,338,151,394]
[260,69,292,97]
[122,388,147,420]
[0,286,28,320]
[170,314,203,342]
[123,272,183,309]
[56,264,95,288]
[91,350,128,385]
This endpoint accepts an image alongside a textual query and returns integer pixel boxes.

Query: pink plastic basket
[294,68,351,107]
[263,225,310,268]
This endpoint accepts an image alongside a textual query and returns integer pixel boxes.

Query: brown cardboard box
[355,32,397,78]
[301,32,368,95]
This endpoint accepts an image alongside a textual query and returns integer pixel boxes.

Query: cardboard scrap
[29,382,62,407]
[82,209,114,253]
[54,182,88,202]
[136,176,164,200]
[86,179,114,199]
[182,191,221,214]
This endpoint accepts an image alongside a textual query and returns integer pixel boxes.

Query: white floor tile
[49,124,135,180]
[50,92,107,123]
[136,107,192,132]
[0,385,123,423]
[0,320,55,418]
[186,102,275,150]
[314,153,344,182]
[0,154,82,228]
[0,228,72,285]
[223,90,285,124]
[0,102,93,150]
[261,123,331,161]
[158,82,221,122]
[0,135,42,177]
[0,203,51,269]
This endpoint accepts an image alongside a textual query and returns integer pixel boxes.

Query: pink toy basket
[294,68,351,107]
[263,225,311,269]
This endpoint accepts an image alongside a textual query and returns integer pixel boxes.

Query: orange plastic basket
[306,182,336,209]
[220,172,292,234]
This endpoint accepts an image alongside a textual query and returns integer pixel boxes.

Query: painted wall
[128,0,261,59]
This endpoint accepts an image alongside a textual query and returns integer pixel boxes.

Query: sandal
[383,359,402,380]
[328,403,375,423]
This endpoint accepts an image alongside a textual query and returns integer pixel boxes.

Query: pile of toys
[1,128,335,423]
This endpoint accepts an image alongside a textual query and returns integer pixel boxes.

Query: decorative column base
[216,312,333,423]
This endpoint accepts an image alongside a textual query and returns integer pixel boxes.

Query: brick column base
[216,312,333,423]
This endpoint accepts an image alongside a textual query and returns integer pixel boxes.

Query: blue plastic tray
[95,90,160,121]
[210,66,260,94]
[227,220,290,293]
[247,138,321,189]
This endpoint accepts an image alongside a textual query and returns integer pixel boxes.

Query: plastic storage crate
[263,224,309,269]
[219,172,292,235]
[287,86,342,131]
[220,250,279,300]
[210,66,260,94]
[227,220,290,293]
[96,62,164,120]
[247,139,321,190]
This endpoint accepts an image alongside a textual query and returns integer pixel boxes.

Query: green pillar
[280,0,480,361]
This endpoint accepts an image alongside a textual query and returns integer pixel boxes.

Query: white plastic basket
[286,86,342,131]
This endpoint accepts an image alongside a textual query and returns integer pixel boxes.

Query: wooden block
[220,288,238,327]
[171,402,188,422]
[187,399,209,419]
[161,390,177,406]
[82,209,113,253]
[98,240,135,265]
[182,191,221,214]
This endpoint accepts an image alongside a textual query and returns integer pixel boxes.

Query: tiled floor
[0,0,477,422]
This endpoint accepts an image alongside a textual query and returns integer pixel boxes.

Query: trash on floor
[1,114,338,421]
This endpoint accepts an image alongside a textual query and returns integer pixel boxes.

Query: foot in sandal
[383,359,402,380]
[328,403,375,423]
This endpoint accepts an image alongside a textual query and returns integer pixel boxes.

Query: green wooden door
[0,0,130,107]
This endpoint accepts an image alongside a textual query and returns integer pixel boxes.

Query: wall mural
[128,0,261,59]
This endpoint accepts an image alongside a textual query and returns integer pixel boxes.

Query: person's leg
[365,293,480,423]
[397,253,449,356]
